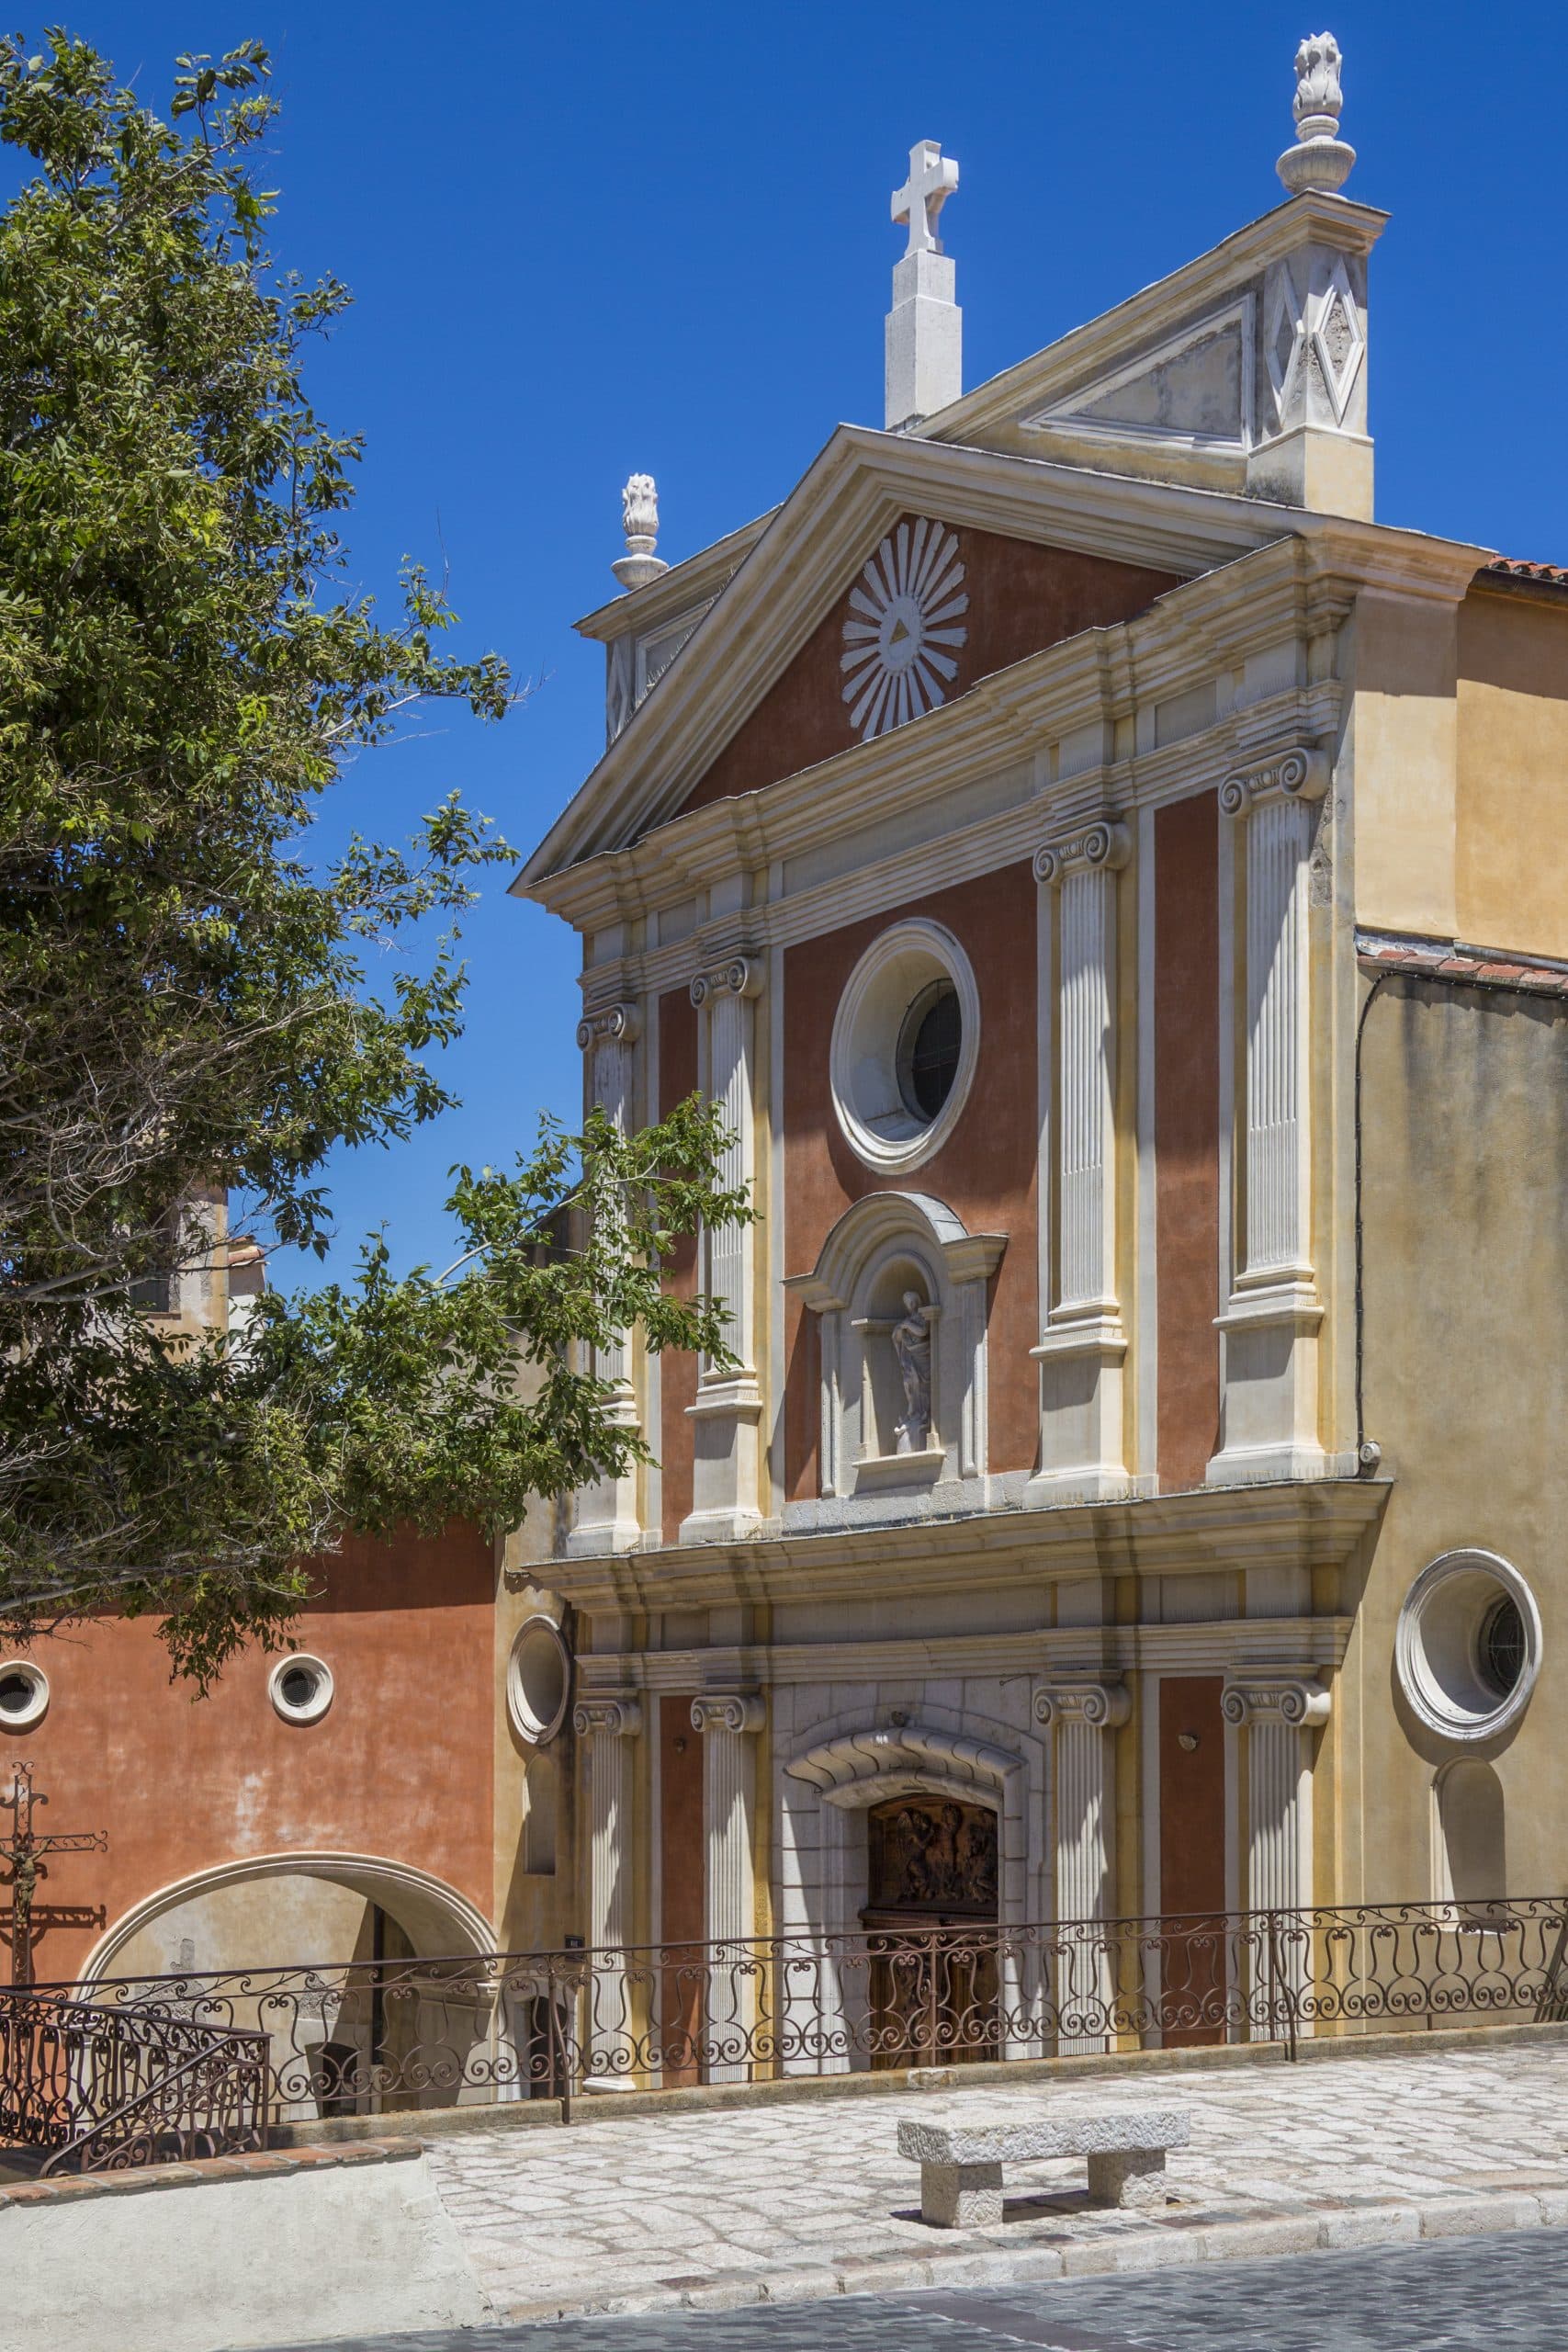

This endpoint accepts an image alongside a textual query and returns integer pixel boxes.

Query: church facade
[517,50,1568,2052]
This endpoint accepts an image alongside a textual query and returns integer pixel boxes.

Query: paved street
[423,2041,1568,2321]
[247,2228,1568,2348]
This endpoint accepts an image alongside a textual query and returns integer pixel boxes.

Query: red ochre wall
[784,863,1040,1498]
[4,1522,496,1984]
[679,524,1180,817]
[1155,791,1222,1489]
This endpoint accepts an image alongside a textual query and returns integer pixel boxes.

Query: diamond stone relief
[841,518,968,741]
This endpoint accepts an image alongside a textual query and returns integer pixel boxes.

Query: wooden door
[863,1797,998,2070]
[1158,1676,1228,2046]
[659,1696,705,2086]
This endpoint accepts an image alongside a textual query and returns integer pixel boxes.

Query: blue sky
[20,4,1568,1285]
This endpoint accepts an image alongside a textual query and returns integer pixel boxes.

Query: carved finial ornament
[1033,1680,1132,1731]
[575,1001,643,1054]
[1032,819,1132,888]
[689,956,764,1009]
[690,1693,765,1736]
[1220,1673,1332,1728]
[1219,748,1330,817]
[891,140,959,258]
[571,1695,644,1739]
[612,472,670,593]
[1277,31,1356,196]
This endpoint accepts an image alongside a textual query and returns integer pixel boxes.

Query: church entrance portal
[861,1795,998,2069]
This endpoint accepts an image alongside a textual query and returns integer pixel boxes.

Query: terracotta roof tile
[1480,557,1568,586]
[1358,933,1568,996]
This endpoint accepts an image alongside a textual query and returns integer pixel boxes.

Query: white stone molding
[266,1653,334,1728]
[1032,1679,1129,2052]
[886,141,962,429]
[829,919,981,1175]
[612,472,670,594]
[1022,298,1257,459]
[0,1658,48,1731]
[1029,820,1132,1507]
[682,957,765,1545]
[786,1720,1019,1805]
[786,1192,1006,1510]
[1276,31,1355,198]
[1209,751,1330,1487]
[691,1692,765,2083]
[572,1695,643,2083]
[570,1001,645,1557]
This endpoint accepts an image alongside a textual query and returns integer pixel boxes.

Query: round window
[0,1660,48,1730]
[267,1653,334,1726]
[829,920,979,1172]
[507,1615,571,1747]
[1395,1551,1541,1743]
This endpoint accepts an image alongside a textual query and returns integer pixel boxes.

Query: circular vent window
[507,1616,571,1747]
[830,920,979,1172]
[0,1661,49,1730]
[1395,1551,1541,1743]
[267,1653,334,1726]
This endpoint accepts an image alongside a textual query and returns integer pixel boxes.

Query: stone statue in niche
[891,1291,932,1453]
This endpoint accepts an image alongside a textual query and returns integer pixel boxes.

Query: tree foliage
[0,34,744,1681]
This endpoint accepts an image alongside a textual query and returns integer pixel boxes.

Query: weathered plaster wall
[1353,975,1568,1902]
[1456,590,1568,960]
[679,524,1179,817]
[1347,592,1461,944]
[6,1524,496,1983]
[782,862,1039,1498]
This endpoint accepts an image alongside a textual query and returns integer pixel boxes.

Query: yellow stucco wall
[1352,972,1568,1903]
[1456,590,1568,960]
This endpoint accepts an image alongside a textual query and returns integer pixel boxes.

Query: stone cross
[891,141,959,258]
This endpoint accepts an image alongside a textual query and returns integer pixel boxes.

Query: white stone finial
[891,140,959,257]
[612,472,669,592]
[886,140,962,431]
[1277,31,1356,196]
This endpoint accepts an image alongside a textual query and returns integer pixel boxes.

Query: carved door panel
[1158,1676,1228,2047]
[862,1796,998,2071]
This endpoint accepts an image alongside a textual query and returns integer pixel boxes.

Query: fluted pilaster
[691,1691,764,2082]
[570,1003,644,1555]
[572,1694,643,2085]
[682,956,765,1542]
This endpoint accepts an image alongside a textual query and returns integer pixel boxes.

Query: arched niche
[785,1192,1005,1503]
[1433,1759,1507,1922]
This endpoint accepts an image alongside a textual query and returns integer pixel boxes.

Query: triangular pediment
[518,429,1306,896]
[1021,300,1254,457]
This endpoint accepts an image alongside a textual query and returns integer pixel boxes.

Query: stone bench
[897,2108,1190,2227]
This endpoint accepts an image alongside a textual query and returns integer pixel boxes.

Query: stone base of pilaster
[1025,1317,1132,1508]
[680,1380,764,1544]
[1207,1281,1329,1487]
[567,1468,642,1555]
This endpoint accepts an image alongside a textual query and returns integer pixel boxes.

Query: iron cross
[0,1763,107,1986]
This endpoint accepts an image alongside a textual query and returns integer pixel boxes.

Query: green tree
[0,33,744,1682]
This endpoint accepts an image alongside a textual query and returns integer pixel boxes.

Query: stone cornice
[515,1477,1390,1613]
[518,424,1490,902]
[917,194,1389,451]
[573,511,775,645]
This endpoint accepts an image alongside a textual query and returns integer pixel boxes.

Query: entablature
[512,1475,1390,1614]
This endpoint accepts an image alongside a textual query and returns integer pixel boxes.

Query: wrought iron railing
[0,1985,268,2172]
[16,1898,1565,2141]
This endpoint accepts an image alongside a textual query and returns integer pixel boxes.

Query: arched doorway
[863,1794,999,2068]
[81,1853,502,2119]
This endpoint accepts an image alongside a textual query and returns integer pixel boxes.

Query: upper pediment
[519,429,1314,898]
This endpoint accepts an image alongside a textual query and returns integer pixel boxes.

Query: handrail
[0,1985,268,2174]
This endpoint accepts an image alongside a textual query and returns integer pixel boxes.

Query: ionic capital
[689,956,765,1009]
[575,1000,643,1053]
[1032,818,1131,888]
[1219,748,1330,818]
[1220,1671,1331,1729]
[571,1694,644,1740]
[691,1691,765,1736]
[1033,1679,1132,1731]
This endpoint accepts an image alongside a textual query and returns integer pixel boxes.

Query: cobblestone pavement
[422,2041,1568,2323]
[243,2228,1568,2349]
